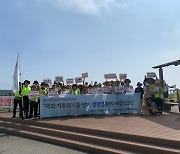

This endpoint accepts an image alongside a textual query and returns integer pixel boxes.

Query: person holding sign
[124,79,134,94]
[102,81,112,94]
[114,80,125,94]
[29,85,39,119]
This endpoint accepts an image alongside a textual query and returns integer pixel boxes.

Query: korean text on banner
[40,93,141,118]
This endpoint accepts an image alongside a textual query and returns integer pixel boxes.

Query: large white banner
[0,96,14,110]
[40,93,141,119]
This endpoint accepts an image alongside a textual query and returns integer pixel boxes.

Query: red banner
[0,96,14,109]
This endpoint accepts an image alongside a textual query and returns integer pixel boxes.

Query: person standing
[29,85,39,119]
[38,82,48,116]
[135,82,144,101]
[153,81,164,112]
[71,84,80,95]
[124,79,134,93]
[12,82,22,118]
[22,80,31,119]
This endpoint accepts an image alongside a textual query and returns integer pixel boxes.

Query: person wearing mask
[12,82,23,118]
[22,80,31,119]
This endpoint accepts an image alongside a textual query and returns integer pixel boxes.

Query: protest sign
[28,91,40,99]
[75,77,83,83]
[104,74,117,79]
[115,87,125,94]
[55,76,63,82]
[0,96,14,110]
[82,73,88,78]
[119,74,127,80]
[87,89,95,94]
[147,72,156,78]
[40,93,141,118]
[43,78,52,84]
[102,87,112,94]
[66,78,74,84]
[48,91,59,97]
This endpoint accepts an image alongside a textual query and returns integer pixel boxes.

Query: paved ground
[0,106,179,154]
[0,133,85,154]
[38,106,180,141]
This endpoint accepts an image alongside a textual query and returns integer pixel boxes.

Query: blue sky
[0,0,180,89]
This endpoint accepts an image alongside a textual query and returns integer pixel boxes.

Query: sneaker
[12,115,16,118]
[31,117,34,120]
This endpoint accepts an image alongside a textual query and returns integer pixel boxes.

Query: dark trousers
[29,101,38,118]
[13,99,22,117]
[23,96,29,118]
[154,98,164,111]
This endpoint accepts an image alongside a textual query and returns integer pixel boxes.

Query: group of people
[12,77,165,119]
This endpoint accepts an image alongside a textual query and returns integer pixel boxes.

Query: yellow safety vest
[15,90,21,98]
[40,88,47,96]
[22,86,31,96]
[71,89,79,95]
[154,86,163,99]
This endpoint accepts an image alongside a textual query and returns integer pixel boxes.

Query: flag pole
[18,53,24,119]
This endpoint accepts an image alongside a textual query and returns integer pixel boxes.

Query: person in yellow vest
[29,84,39,119]
[38,82,48,116]
[71,84,80,95]
[12,82,22,118]
[153,81,164,113]
[40,82,48,96]
[22,80,31,119]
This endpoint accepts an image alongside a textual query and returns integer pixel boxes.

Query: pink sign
[82,73,88,78]
[0,96,14,109]
[66,78,74,84]
[104,74,117,79]
[119,74,127,80]
[75,77,83,83]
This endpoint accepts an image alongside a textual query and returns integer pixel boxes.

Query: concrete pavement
[0,133,85,154]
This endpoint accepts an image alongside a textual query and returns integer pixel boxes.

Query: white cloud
[37,0,133,15]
